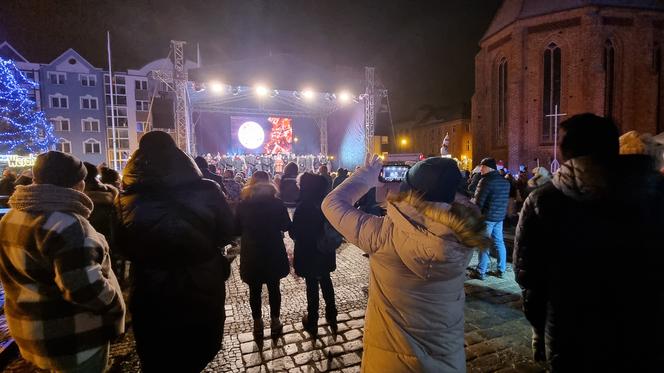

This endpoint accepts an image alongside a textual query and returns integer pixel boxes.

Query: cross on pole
[545,104,567,173]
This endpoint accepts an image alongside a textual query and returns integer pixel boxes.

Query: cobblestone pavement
[5,235,547,372]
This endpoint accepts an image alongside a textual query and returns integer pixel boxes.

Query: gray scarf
[9,184,93,218]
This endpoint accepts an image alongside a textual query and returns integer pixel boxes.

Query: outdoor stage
[149,52,389,169]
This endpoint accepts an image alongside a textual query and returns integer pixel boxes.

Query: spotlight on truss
[301,89,315,101]
[209,81,224,94]
[324,93,336,101]
[231,87,240,96]
[338,91,352,104]
[255,85,269,97]
[270,89,279,98]
[293,91,302,100]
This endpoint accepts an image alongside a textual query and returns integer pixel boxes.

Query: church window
[497,58,508,145]
[603,40,615,120]
[655,44,663,134]
[542,42,561,143]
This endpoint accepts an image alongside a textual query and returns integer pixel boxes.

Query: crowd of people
[0,113,662,372]
[200,152,330,178]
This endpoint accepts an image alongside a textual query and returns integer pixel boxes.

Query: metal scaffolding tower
[364,67,376,155]
[171,40,191,153]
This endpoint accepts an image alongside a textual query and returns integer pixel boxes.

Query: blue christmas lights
[0,57,57,155]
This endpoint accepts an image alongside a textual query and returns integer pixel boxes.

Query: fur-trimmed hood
[241,182,278,200]
[386,191,489,281]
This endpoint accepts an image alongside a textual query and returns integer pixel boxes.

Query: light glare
[210,81,224,93]
[255,85,269,96]
[338,91,351,103]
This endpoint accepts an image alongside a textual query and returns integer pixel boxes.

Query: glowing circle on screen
[238,121,265,149]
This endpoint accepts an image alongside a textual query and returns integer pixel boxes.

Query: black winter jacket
[115,146,234,326]
[474,171,510,222]
[291,201,336,278]
[513,155,664,372]
[84,181,118,253]
[235,183,291,284]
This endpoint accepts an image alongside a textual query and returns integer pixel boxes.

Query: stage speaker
[152,97,175,129]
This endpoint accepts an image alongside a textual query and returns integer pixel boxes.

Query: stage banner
[230,116,293,154]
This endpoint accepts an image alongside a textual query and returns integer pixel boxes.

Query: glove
[350,153,383,189]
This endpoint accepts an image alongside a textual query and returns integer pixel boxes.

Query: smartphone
[379,164,410,183]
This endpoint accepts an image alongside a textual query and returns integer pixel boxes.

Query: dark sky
[0,0,501,120]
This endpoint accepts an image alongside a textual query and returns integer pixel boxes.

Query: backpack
[316,219,344,254]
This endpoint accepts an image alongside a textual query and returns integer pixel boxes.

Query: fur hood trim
[241,182,278,200]
[388,191,490,249]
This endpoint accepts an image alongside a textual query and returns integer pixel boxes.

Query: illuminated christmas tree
[0,57,56,154]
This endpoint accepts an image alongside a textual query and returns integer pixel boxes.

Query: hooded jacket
[235,182,292,283]
[279,162,300,207]
[115,142,234,366]
[322,167,487,373]
[513,155,664,372]
[84,179,118,253]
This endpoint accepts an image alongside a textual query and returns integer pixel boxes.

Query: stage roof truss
[188,84,344,119]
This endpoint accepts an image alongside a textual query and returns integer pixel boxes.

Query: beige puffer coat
[322,167,487,373]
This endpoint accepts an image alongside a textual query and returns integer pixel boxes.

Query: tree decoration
[0,57,57,154]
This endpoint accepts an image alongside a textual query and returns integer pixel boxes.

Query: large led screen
[230,116,293,154]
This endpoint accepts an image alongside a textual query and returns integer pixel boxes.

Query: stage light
[255,85,269,97]
[338,91,352,103]
[231,87,240,96]
[209,81,224,94]
[270,90,279,98]
[293,91,302,100]
[324,93,336,101]
[302,89,315,100]
[400,138,408,146]
[294,137,299,143]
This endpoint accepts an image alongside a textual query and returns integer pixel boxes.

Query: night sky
[0,0,501,120]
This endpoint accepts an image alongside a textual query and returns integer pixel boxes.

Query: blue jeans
[477,220,506,275]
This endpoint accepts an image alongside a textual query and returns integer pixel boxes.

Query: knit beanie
[404,157,462,203]
[479,158,497,170]
[32,151,87,188]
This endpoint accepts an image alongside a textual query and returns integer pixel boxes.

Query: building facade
[473,0,664,172]
[0,41,190,169]
[39,49,108,166]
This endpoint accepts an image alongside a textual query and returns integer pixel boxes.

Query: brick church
[472,0,664,172]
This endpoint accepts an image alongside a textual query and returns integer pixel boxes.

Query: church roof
[483,0,664,40]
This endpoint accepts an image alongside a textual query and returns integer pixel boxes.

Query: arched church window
[497,58,508,146]
[542,42,561,143]
[654,44,663,134]
[604,40,616,120]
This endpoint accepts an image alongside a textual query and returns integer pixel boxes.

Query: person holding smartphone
[322,155,488,372]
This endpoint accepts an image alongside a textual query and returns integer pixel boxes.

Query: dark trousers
[305,274,337,322]
[248,280,281,320]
